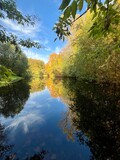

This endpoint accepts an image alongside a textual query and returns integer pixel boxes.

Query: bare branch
[72,8,89,24]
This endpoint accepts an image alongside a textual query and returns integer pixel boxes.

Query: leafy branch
[53,0,120,40]
[0,0,41,49]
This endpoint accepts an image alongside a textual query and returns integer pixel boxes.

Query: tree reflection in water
[47,78,120,160]
[29,78,45,93]
[0,78,119,159]
[0,81,30,118]
[0,79,49,160]
[0,123,13,159]
[0,80,48,159]
[61,79,120,160]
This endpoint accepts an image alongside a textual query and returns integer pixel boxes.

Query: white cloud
[23,49,49,63]
[0,18,41,38]
[54,46,61,54]
[5,113,44,134]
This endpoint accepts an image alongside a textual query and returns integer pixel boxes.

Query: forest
[46,10,120,85]
[0,0,120,86]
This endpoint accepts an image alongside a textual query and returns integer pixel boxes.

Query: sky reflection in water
[0,86,91,160]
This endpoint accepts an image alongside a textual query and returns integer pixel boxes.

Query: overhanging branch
[72,8,89,24]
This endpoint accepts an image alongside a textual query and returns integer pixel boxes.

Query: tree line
[45,8,120,85]
[0,43,45,86]
[0,0,120,86]
[0,0,42,86]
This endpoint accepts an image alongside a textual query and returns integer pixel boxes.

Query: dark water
[0,78,120,160]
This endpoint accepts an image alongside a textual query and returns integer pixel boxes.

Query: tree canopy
[0,43,30,78]
[28,58,45,78]
[53,0,120,40]
[47,10,120,84]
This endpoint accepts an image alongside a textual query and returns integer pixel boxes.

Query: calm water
[0,78,120,160]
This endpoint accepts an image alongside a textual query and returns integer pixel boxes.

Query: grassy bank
[0,65,23,87]
[0,76,23,87]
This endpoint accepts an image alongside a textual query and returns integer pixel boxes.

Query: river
[0,78,120,160]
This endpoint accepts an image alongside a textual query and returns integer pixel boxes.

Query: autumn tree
[45,53,62,78]
[53,10,120,84]
[28,58,45,78]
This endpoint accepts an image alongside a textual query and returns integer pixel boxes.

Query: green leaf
[78,0,84,11]
[63,6,71,20]
[59,0,71,10]
[71,1,77,19]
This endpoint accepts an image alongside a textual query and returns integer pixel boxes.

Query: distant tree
[45,53,62,78]
[28,58,45,78]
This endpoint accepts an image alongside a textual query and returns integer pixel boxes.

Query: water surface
[0,79,120,160]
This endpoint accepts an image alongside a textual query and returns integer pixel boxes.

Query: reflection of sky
[0,88,91,160]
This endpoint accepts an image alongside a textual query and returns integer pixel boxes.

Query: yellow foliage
[29,78,45,93]
[28,58,45,78]
[45,53,62,78]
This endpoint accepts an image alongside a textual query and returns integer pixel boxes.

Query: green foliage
[50,10,120,84]
[0,65,14,80]
[90,2,120,37]
[45,53,62,78]
[0,0,41,49]
[78,0,84,11]
[59,0,71,10]
[54,0,120,40]
[0,65,22,87]
[71,1,77,19]
[66,12,120,84]
[0,43,30,78]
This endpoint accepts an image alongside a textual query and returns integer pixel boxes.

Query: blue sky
[1,0,66,63]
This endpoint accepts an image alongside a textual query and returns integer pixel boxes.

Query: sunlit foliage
[28,58,45,78]
[49,10,120,84]
[54,0,120,41]
[29,78,45,93]
[45,53,62,78]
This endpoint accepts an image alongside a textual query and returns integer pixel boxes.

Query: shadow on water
[61,79,120,160]
[0,81,30,118]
